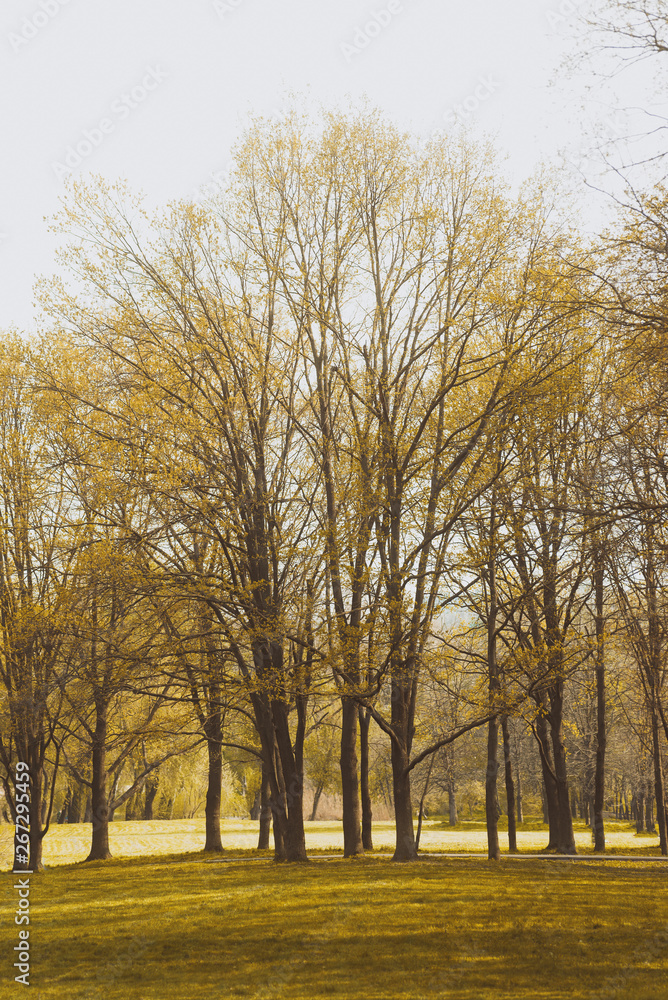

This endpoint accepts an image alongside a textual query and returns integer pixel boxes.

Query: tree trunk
[485,546,501,861]
[391,741,416,861]
[501,716,517,853]
[448,784,458,826]
[258,764,271,850]
[203,710,224,852]
[535,707,559,848]
[271,696,308,861]
[415,756,434,853]
[340,696,363,856]
[86,697,111,861]
[651,708,668,854]
[27,763,44,872]
[593,548,606,852]
[486,717,501,860]
[69,781,83,824]
[645,792,655,833]
[549,686,577,854]
[59,785,71,824]
[144,773,159,821]
[310,784,324,822]
[358,706,373,850]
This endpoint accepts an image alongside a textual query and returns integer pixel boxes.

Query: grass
[2,852,667,999]
[0,817,663,870]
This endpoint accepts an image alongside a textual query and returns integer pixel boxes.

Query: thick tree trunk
[535,708,559,848]
[86,698,111,861]
[391,741,416,861]
[271,696,308,861]
[203,710,224,852]
[340,696,363,856]
[549,688,577,854]
[258,764,271,849]
[358,706,373,850]
[27,763,44,872]
[501,716,517,853]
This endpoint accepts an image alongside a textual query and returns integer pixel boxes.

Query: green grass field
[1,820,667,999]
[2,852,667,999]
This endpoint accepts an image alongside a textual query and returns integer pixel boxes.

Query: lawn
[1,852,667,999]
[0,817,663,869]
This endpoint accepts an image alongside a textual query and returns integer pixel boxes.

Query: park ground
[1,819,667,999]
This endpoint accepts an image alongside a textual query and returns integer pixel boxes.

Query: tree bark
[310,784,324,822]
[501,716,517,853]
[549,684,577,854]
[391,741,416,861]
[203,709,224,852]
[258,763,271,849]
[486,717,501,860]
[593,547,606,852]
[358,706,373,850]
[485,544,501,861]
[340,696,363,856]
[86,697,111,861]
[535,707,559,849]
[651,708,667,854]
[144,773,159,821]
[448,783,458,826]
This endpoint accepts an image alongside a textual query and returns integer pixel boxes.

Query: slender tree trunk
[549,687,577,854]
[645,792,655,833]
[415,756,434,853]
[310,784,324,822]
[501,716,517,853]
[87,697,111,861]
[448,783,458,826]
[651,708,667,854]
[70,781,83,824]
[486,717,501,860]
[203,709,224,853]
[593,548,606,852]
[59,785,71,824]
[340,696,363,856]
[485,544,501,861]
[358,706,373,850]
[258,764,271,849]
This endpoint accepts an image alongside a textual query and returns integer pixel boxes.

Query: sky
[0,0,662,333]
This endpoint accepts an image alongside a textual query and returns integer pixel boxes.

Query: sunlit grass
[1,853,666,999]
[0,816,661,870]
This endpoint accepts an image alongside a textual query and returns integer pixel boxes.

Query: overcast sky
[0,0,661,332]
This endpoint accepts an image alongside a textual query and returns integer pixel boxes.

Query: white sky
[0,0,663,332]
